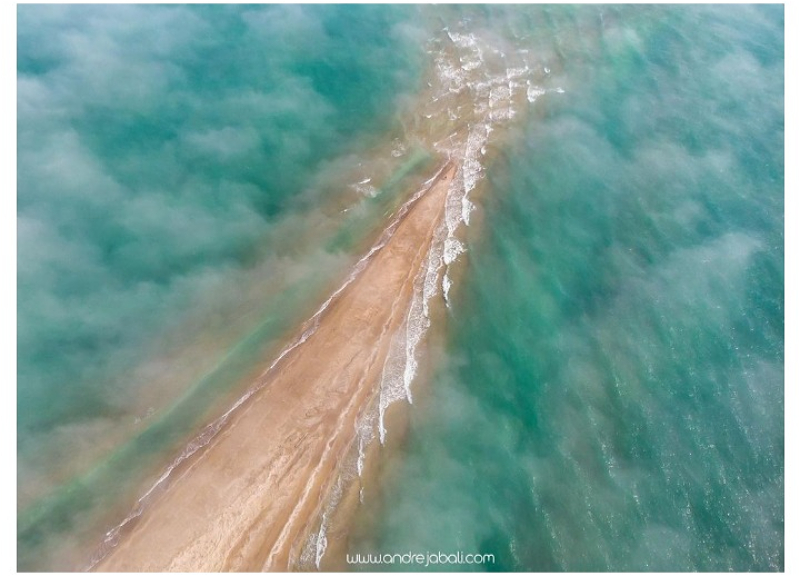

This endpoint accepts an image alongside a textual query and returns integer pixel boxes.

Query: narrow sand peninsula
[94,161,458,572]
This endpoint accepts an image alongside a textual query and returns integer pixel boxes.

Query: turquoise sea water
[348,5,783,572]
[18,4,783,572]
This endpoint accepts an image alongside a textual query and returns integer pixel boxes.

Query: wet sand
[93,161,458,572]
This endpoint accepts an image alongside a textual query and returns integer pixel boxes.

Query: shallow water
[17,4,783,571]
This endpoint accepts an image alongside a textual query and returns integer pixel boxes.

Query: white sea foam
[377,266,433,443]
[425,27,535,324]
[313,514,328,570]
[422,223,446,318]
[352,177,378,198]
[507,65,531,79]
[391,139,406,158]
[355,407,376,477]
[442,272,453,307]
[299,468,350,570]
[443,237,465,266]
[377,331,408,444]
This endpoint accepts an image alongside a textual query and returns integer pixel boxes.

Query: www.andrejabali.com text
[346,551,495,567]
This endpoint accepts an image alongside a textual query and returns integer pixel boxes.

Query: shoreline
[92,160,458,572]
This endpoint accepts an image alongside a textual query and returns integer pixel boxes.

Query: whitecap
[527,85,546,103]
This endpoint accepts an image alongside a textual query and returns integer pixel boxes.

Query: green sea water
[347,5,783,572]
[18,4,783,572]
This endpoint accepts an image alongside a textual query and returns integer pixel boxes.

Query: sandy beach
[92,161,457,572]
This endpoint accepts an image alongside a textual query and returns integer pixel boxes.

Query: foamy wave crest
[378,327,412,444]
[352,177,377,198]
[422,221,447,317]
[355,404,378,477]
[425,22,549,316]
[442,272,453,306]
[296,447,359,570]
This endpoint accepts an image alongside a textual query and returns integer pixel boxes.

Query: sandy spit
[93,161,458,572]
